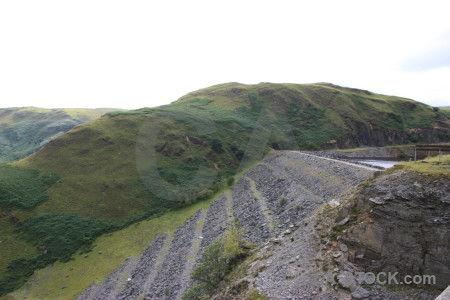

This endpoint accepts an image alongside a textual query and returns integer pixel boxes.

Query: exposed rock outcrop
[210,169,449,300]
[342,171,450,289]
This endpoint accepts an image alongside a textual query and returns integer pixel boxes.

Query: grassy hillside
[1,83,450,295]
[0,107,123,162]
[439,106,450,118]
[396,153,450,174]
[5,197,214,300]
[177,83,450,146]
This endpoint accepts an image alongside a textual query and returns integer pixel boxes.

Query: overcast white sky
[1,0,449,109]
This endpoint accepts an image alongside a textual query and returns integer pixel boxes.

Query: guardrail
[414,145,450,162]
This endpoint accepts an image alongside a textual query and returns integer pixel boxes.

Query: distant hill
[1,83,450,295]
[0,107,123,162]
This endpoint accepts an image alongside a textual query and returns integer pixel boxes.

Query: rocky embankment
[212,168,449,300]
[75,151,377,300]
[339,170,450,290]
[75,151,449,300]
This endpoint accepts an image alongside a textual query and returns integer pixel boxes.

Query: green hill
[1,83,449,295]
[0,107,123,162]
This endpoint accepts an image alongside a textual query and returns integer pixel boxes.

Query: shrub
[279,197,287,205]
[0,214,116,296]
[183,222,246,300]
[223,222,246,261]
[211,139,224,153]
[0,164,59,209]
[18,214,116,261]
[0,255,55,295]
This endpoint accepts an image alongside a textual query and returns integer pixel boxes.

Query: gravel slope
[76,151,378,300]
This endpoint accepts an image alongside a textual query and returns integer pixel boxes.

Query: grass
[5,197,214,300]
[0,211,120,295]
[16,115,163,221]
[0,164,59,280]
[247,290,269,300]
[16,83,449,222]
[0,107,118,162]
[0,164,59,209]
[19,214,115,261]
[437,106,450,118]
[0,167,115,295]
[0,218,39,279]
[1,82,450,295]
[395,154,450,174]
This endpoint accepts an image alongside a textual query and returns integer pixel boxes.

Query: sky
[1,0,449,110]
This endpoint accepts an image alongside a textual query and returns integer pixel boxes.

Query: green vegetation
[396,154,450,174]
[329,224,349,240]
[17,83,450,222]
[0,107,120,162]
[0,164,59,209]
[183,223,247,300]
[0,254,55,296]
[0,218,38,280]
[19,214,115,261]
[1,82,450,296]
[279,197,287,205]
[248,290,269,300]
[438,106,450,118]
[7,199,213,300]
[0,214,115,295]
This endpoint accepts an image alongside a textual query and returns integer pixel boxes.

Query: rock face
[335,126,450,149]
[342,171,450,289]
[210,168,448,300]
